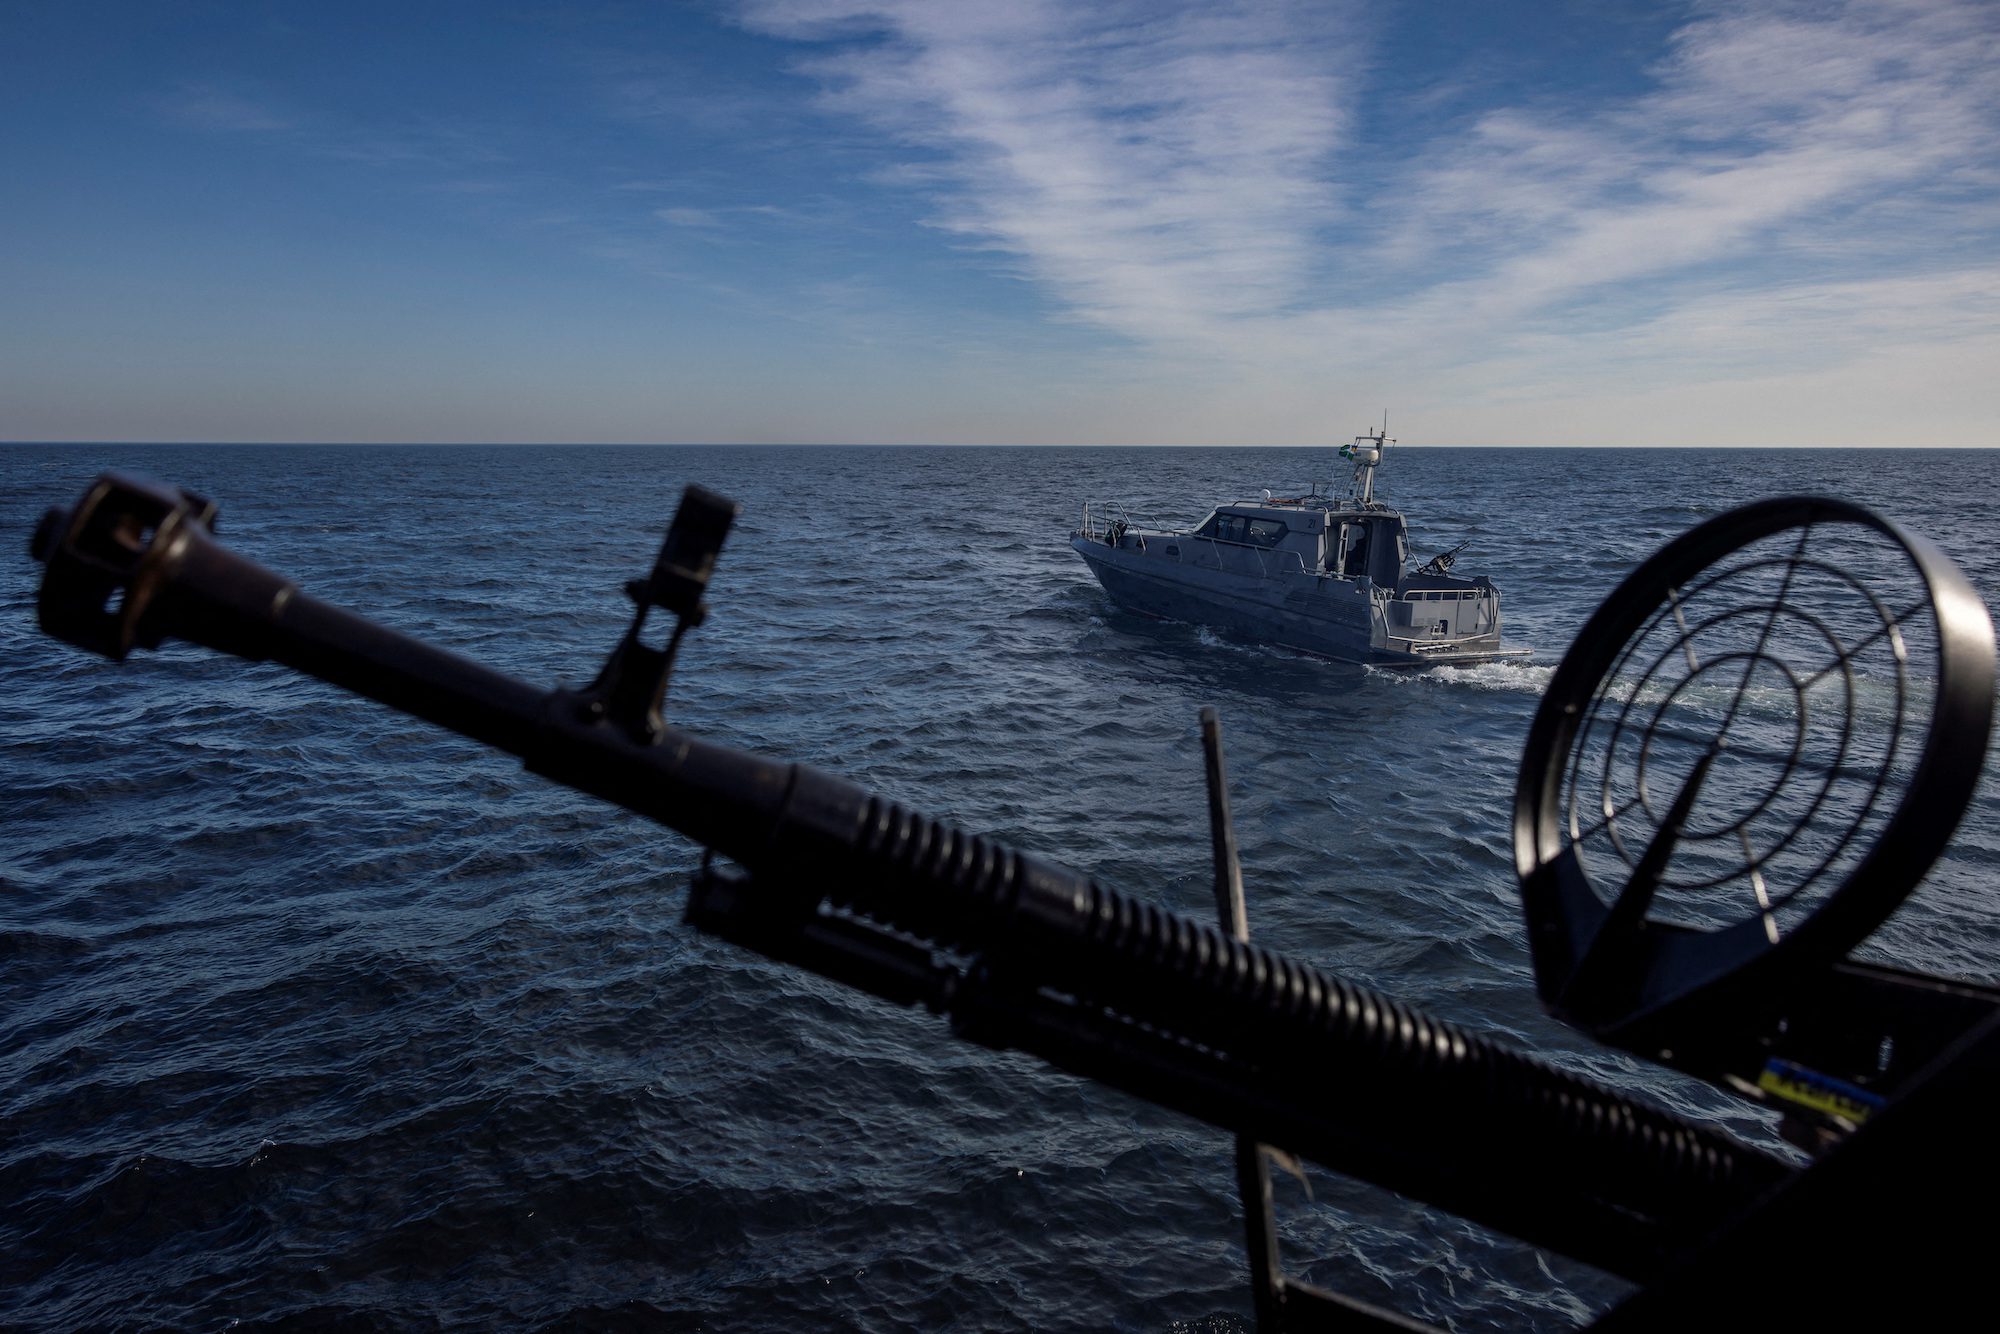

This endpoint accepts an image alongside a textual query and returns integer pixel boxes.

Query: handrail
[1078,501,1186,539]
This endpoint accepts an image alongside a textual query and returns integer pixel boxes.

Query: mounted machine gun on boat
[27,472,2000,1329]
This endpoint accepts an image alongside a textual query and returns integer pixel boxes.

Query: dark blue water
[4,445,1997,1330]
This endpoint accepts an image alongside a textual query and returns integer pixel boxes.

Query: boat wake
[1371,659,1553,695]
[1194,625,1289,658]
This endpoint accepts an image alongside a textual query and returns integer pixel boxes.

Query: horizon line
[5,440,1995,450]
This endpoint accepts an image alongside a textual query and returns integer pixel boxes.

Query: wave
[1369,659,1553,695]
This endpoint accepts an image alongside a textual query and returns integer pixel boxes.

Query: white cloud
[739,0,1357,343]
[658,206,723,227]
[1384,0,2000,321]
[732,0,2000,441]
[163,84,293,133]
[655,203,793,230]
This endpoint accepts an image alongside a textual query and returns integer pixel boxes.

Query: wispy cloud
[739,0,1359,344]
[164,81,511,175]
[100,3,1999,445]
[314,118,512,170]
[656,203,792,230]
[736,0,2000,422]
[1374,0,2000,335]
[658,206,723,228]
[162,84,293,133]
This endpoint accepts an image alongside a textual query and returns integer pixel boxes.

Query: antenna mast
[1340,413,1395,506]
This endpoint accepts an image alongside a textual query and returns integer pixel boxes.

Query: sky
[2,0,1996,446]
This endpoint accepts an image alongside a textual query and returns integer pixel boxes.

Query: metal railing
[1078,500,1184,543]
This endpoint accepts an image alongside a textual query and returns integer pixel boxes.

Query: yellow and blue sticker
[1757,1058,1887,1125]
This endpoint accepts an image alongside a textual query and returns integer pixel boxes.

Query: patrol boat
[1072,425,1526,665]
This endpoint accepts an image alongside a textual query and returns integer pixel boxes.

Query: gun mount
[27,472,2000,1329]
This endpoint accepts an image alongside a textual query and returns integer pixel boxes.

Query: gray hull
[1073,535,1515,666]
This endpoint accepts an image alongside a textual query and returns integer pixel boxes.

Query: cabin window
[1245,518,1287,547]
[1195,513,1278,546]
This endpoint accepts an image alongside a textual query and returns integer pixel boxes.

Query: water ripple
[3,443,1996,1329]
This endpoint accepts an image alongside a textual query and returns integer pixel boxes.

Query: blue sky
[3,0,1996,445]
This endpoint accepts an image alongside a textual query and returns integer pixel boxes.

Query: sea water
[4,444,1997,1329]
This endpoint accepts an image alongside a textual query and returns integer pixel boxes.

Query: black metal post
[1202,708,1285,1330]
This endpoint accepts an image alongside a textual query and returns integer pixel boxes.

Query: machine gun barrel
[30,474,1794,1282]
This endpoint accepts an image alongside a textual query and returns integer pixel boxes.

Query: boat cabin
[1193,504,1410,585]
[1070,418,1524,665]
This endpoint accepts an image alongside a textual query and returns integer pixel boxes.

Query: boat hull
[1072,536,1522,667]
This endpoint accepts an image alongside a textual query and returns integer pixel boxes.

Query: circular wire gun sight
[1515,496,1995,1132]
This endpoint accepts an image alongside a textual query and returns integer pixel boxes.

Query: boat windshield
[1196,513,1288,548]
